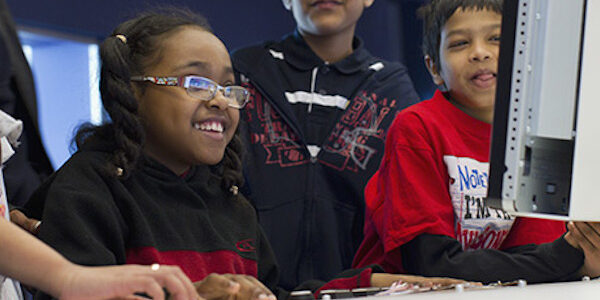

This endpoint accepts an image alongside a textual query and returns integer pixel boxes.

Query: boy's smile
[470,68,497,89]
[426,8,501,124]
[310,0,343,9]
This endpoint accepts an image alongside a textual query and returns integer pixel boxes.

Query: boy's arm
[400,233,583,284]
[370,109,583,284]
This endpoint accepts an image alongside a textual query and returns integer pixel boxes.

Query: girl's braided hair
[74,9,244,193]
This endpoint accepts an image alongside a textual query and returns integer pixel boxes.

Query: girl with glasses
[28,9,461,300]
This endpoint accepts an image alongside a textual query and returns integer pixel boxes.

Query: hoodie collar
[281,30,373,74]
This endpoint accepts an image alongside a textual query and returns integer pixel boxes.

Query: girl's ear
[131,83,143,102]
[282,0,292,11]
[364,0,375,8]
[424,55,444,86]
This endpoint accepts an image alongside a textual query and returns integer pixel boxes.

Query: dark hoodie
[31,134,377,299]
[232,31,420,289]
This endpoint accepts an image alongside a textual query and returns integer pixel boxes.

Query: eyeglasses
[130,75,250,109]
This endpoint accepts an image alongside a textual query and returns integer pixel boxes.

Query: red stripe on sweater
[126,247,258,282]
[315,268,373,298]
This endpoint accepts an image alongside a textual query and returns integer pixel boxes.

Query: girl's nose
[206,89,229,110]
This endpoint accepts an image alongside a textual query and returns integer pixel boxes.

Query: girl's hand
[56,264,198,300]
[194,273,276,300]
[566,221,600,278]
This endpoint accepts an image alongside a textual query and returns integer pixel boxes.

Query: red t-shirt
[353,90,565,272]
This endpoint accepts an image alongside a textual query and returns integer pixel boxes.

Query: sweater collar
[280,30,373,74]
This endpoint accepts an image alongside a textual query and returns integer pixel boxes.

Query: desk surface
[369,280,600,300]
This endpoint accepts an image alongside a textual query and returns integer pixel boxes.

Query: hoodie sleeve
[35,153,128,264]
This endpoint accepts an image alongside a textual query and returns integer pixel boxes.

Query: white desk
[369,280,600,300]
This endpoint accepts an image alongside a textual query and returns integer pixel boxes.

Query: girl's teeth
[194,122,224,133]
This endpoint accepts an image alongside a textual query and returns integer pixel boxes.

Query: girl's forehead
[151,28,232,76]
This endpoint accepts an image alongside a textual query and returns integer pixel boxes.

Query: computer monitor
[486,0,600,221]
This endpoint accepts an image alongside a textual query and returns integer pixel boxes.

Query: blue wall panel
[28,38,92,168]
[7,0,418,63]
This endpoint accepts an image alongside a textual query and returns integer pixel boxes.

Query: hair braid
[221,130,244,196]
[98,37,145,177]
[74,9,233,183]
[74,9,243,196]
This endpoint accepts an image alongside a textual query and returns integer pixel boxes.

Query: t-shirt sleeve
[501,217,566,250]
[376,111,456,254]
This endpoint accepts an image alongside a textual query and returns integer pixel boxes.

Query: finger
[244,276,275,298]
[28,219,41,235]
[570,223,598,257]
[107,274,165,300]
[108,296,146,300]
[568,222,585,248]
[9,210,41,235]
[130,277,165,300]
[583,222,600,236]
[574,222,600,250]
[225,275,265,300]
[565,224,581,250]
[9,210,28,230]
[196,273,240,299]
[153,268,192,300]
[163,266,197,300]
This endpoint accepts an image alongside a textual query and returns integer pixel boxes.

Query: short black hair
[418,0,503,70]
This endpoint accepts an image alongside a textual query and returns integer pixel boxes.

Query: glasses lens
[223,86,249,108]
[187,77,216,100]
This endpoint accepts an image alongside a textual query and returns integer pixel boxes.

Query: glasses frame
[130,75,249,109]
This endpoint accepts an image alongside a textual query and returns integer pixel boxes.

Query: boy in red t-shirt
[353,0,600,283]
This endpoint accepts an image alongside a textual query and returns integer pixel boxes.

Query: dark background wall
[7,0,435,98]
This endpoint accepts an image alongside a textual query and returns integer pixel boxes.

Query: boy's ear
[424,55,444,86]
[364,0,375,8]
[282,0,292,11]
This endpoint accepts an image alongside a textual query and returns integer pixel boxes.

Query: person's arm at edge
[0,217,197,300]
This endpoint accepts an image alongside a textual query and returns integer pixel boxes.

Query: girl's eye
[490,35,501,42]
[448,40,468,48]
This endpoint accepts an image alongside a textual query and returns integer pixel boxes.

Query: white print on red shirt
[443,156,514,250]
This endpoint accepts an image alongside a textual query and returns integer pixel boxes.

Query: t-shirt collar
[434,90,492,139]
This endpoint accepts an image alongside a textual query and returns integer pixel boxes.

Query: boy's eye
[490,35,501,42]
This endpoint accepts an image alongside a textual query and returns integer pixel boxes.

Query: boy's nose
[469,43,493,62]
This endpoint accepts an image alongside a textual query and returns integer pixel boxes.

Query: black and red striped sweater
[31,136,374,299]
